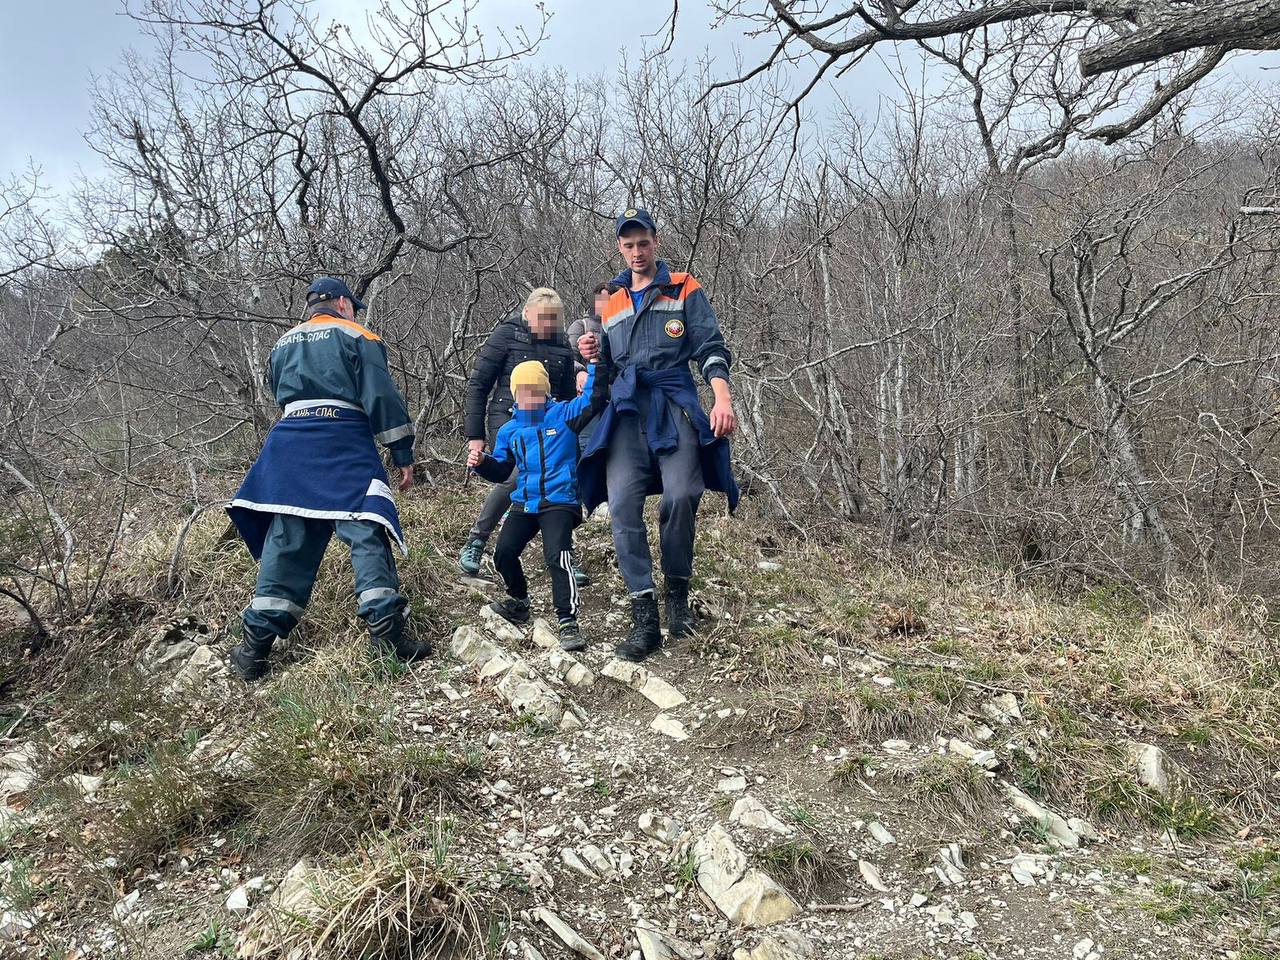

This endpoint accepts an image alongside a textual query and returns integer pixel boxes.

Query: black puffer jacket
[464,315,577,442]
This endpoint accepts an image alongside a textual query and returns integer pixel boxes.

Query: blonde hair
[524,287,563,313]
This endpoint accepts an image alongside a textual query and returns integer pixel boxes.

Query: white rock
[858,859,891,893]
[694,825,747,900]
[481,607,525,643]
[635,925,702,960]
[639,811,686,845]
[730,796,791,835]
[65,773,104,800]
[478,651,519,680]
[580,843,616,879]
[521,940,549,960]
[1067,816,1099,842]
[651,714,689,741]
[534,907,606,960]
[0,743,37,797]
[757,561,783,572]
[982,693,1022,724]
[112,889,141,920]
[561,848,598,880]
[225,885,252,915]
[547,650,596,689]
[717,870,800,927]
[532,618,560,650]
[1073,937,1102,960]
[1006,786,1079,848]
[639,675,687,710]
[560,711,584,733]
[867,821,895,845]
[947,738,998,770]
[732,930,813,960]
[170,644,229,688]
[909,893,929,909]
[450,625,503,667]
[1127,742,1186,795]
[0,907,37,938]
[717,776,748,793]
[495,662,564,729]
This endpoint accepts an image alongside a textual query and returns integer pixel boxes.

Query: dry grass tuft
[246,830,489,960]
[891,755,1001,821]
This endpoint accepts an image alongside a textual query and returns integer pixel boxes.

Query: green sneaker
[458,537,485,575]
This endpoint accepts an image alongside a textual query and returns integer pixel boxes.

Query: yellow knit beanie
[510,360,550,396]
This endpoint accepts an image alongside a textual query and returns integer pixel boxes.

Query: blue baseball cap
[616,207,657,236]
[306,276,366,312]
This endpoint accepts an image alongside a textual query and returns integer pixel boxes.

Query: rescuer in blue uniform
[226,277,430,680]
[578,209,739,663]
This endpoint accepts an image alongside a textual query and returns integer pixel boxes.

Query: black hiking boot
[229,626,274,682]
[665,577,696,642]
[615,593,661,662]
[488,596,531,626]
[558,617,587,652]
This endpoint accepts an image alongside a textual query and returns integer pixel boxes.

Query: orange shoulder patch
[602,288,632,323]
[304,316,381,341]
[669,272,702,299]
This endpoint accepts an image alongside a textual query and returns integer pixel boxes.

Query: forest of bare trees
[5,0,1280,642]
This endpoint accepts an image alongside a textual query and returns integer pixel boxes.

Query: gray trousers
[468,471,517,543]
[244,513,404,645]
[606,406,704,596]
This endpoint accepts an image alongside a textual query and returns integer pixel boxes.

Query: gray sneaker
[459,537,485,575]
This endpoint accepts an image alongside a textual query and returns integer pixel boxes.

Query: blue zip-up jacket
[473,363,609,512]
[268,306,415,466]
[578,365,739,514]
[598,260,731,385]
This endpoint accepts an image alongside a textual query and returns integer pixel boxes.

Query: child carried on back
[467,357,609,650]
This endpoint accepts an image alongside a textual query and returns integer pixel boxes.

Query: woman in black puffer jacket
[459,288,582,579]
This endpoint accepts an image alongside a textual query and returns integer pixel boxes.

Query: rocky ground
[1,487,1278,959]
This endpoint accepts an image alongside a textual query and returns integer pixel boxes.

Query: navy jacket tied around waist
[227,405,407,559]
[579,365,739,514]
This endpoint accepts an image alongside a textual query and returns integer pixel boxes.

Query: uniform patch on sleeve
[664,318,686,339]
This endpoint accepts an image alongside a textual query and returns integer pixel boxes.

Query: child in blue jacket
[468,359,609,649]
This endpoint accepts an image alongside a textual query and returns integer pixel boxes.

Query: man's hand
[466,446,486,469]
[710,398,737,438]
[709,379,736,438]
[578,333,600,362]
[398,466,414,491]
[576,370,588,395]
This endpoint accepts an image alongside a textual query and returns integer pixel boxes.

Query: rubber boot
[229,624,275,682]
[369,611,432,664]
[665,577,696,642]
[615,594,661,662]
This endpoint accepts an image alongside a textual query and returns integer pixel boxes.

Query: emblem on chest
[664,318,685,339]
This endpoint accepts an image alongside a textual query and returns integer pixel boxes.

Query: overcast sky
[1,1,1276,195]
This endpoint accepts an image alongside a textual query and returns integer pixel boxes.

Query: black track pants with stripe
[492,507,580,621]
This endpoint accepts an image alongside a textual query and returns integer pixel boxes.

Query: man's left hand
[710,398,737,438]
[398,466,414,491]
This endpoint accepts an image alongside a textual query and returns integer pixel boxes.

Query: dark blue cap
[306,276,366,312]
[616,207,657,236]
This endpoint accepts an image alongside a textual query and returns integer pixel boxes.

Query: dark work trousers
[606,402,704,596]
[243,513,405,646]
[493,507,580,621]
[468,469,517,543]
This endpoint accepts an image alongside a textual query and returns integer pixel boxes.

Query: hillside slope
[2,484,1278,960]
